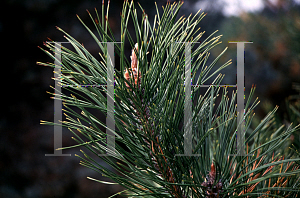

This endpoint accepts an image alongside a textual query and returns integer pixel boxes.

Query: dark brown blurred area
[1,0,299,197]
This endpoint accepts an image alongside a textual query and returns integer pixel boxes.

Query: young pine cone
[202,162,224,198]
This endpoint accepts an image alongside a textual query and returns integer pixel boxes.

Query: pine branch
[123,43,184,197]
[38,1,300,197]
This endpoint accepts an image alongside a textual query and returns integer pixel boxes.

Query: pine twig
[123,43,184,197]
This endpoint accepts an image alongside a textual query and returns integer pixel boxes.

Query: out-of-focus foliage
[286,84,300,151]
[213,0,300,150]
[215,0,300,114]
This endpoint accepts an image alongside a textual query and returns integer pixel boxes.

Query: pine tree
[38,1,300,197]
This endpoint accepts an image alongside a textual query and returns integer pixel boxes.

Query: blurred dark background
[1,0,300,197]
